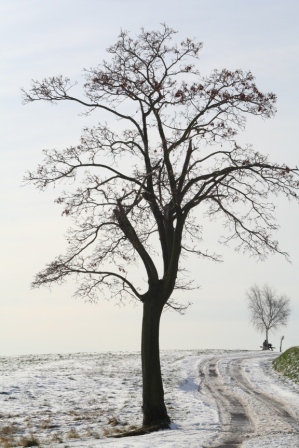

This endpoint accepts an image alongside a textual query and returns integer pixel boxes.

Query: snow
[214,351,299,446]
[0,350,298,447]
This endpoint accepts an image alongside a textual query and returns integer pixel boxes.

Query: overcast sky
[1,0,298,356]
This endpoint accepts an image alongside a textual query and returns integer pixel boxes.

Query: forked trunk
[141,297,170,427]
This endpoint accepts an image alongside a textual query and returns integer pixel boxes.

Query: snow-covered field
[0,350,298,447]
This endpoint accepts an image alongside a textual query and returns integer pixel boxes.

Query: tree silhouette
[247,284,291,347]
[23,24,299,428]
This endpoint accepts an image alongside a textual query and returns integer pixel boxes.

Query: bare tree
[246,284,291,347]
[22,25,299,429]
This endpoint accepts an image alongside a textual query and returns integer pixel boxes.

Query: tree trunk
[265,329,269,347]
[141,297,170,427]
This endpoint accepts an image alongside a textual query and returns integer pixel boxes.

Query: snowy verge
[1,350,298,447]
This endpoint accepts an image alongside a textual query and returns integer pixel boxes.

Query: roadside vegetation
[273,346,299,384]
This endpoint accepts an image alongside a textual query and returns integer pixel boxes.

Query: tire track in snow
[199,357,253,447]
[199,354,299,447]
[229,358,299,435]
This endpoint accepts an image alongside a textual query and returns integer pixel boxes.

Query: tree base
[111,421,170,438]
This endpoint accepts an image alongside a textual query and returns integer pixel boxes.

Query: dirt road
[198,353,299,447]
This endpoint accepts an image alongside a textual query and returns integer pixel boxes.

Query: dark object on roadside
[261,340,275,350]
[280,335,285,352]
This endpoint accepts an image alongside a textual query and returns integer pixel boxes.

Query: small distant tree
[22,25,299,429]
[246,284,291,346]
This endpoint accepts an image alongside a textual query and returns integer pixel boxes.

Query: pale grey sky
[1,0,298,355]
